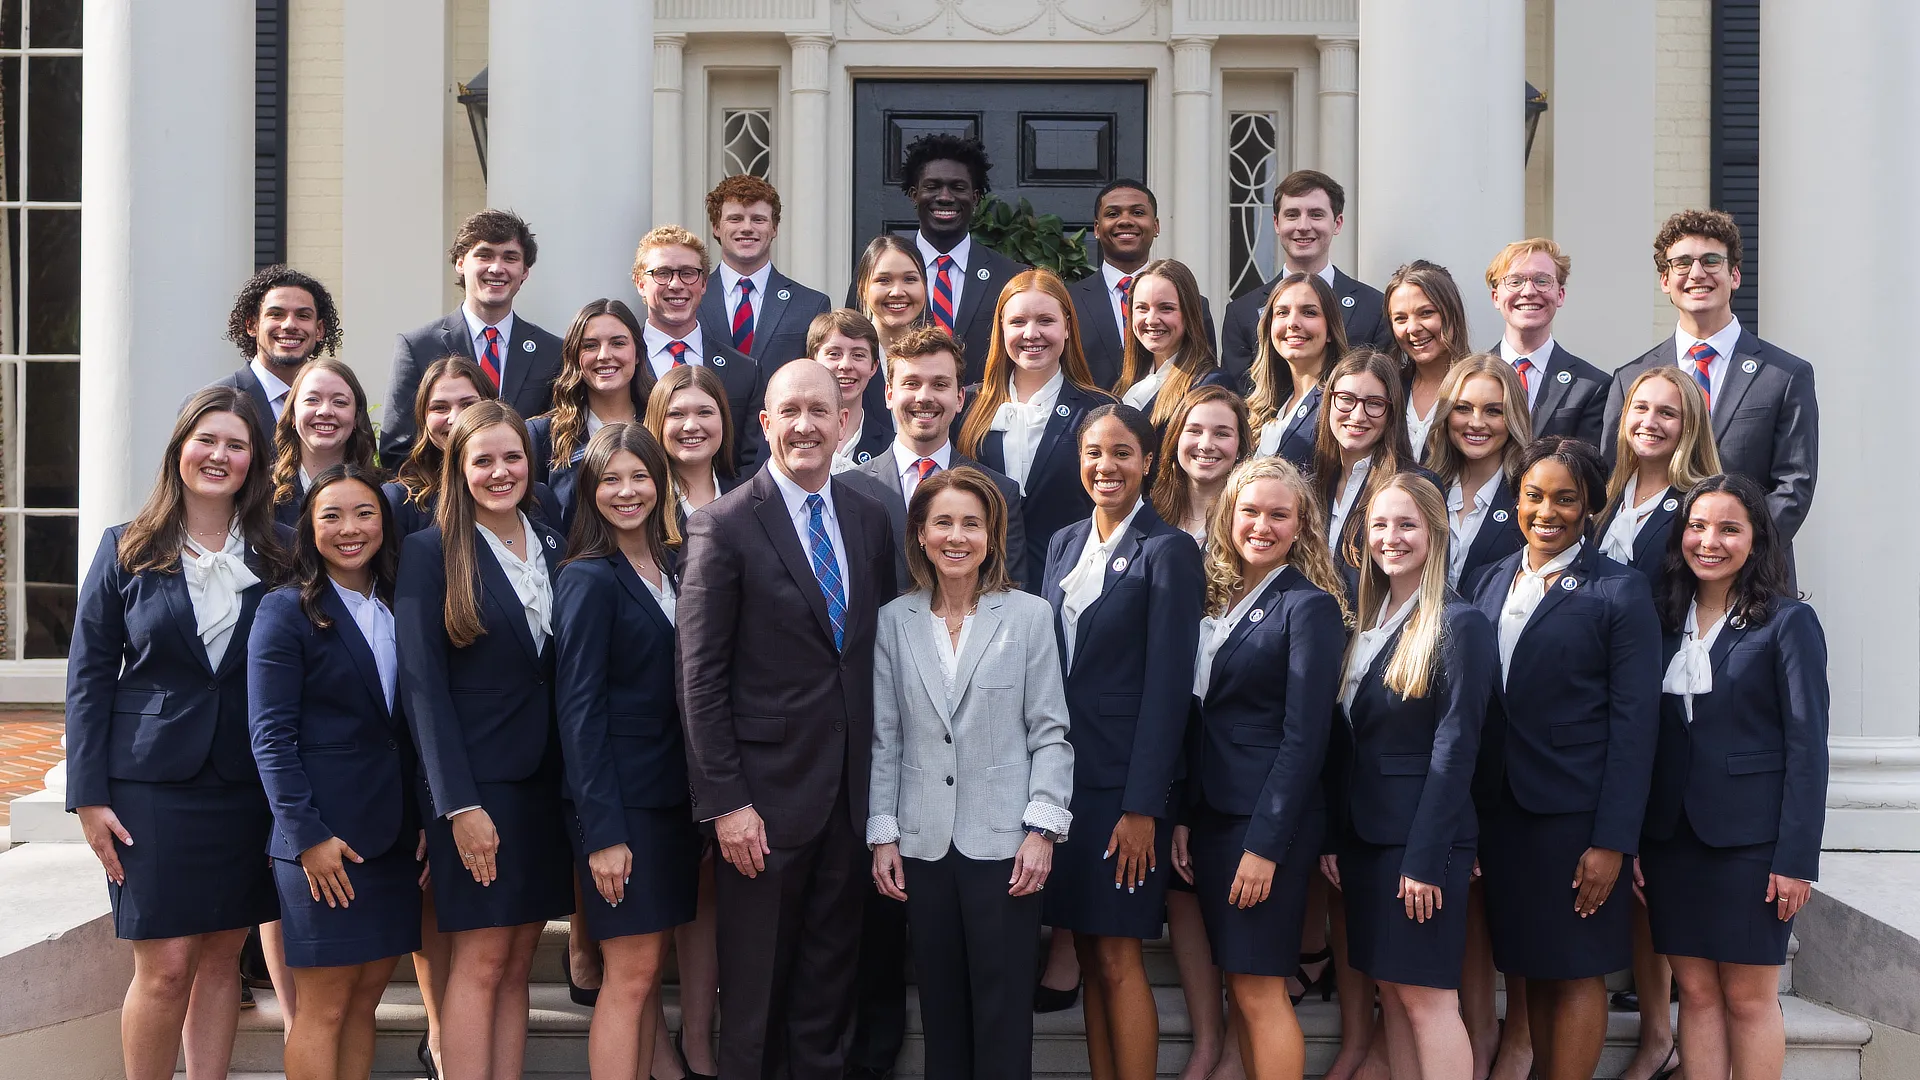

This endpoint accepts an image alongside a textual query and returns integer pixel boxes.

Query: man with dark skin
[1068,180,1217,391]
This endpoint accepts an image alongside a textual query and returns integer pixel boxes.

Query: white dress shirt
[1406,401,1438,462]
[832,416,868,475]
[929,611,976,697]
[1341,592,1418,711]
[1673,315,1742,403]
[182,526,260,669]
[716,261,774,326]
[1663,599,1729,725]
[643,323,709,379]
[1328,457,1373,548]
[1496,540,1583,685]
[249,357,295,422]
[917,232,973,318]
[1499,335,1554,413]
[892,439,953,502]
[462,305,517,387]
[476,513,553,653]
[332,578,398,709]
[1194,564,1289,699]
[1446,470,1507,587]
[639,570,677,627]
[767,463,849,589]
[1600,475,1667,565]
[990,369,1064,494]
[1057,499,1144,669]
[1121,356,1174,412]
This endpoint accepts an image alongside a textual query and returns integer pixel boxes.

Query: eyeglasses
[1330,391,1391,419]
[1663,253,1730,275]
[1498,273,1559,292]
[642,266,705,285]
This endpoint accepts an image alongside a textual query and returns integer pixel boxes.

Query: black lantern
[1525,81,1549,164]
[458,67,489,178]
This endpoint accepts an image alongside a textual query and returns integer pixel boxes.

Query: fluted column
[1315,36,1359,272]
[1170,36,1217,296]
[652,33,687,232]
[785,34,833,292]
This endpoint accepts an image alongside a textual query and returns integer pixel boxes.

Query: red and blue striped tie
[931,255,957,334]
[1687,341,1716,411]
[478,326,502,388]
[731,279,756,353]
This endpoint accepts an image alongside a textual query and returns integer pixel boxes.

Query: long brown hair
[119,386,288,578]
[1246,272,1348,429]
[1203,456,1351,625]
[1383,260,1471,378]
[1601,366,1721,517]
[564,423,681,569]
[1345,472,1453,699]
[644,364,738,494]
[435,401,537,648]
[1114,258,1221,428]
[1425,353,1532,488]
[545,299,656,468]
[956,268,1107,458]
[1150,384,1252,531]
[293,463,398,629]
[396,356,498,505]
[853,235,929,334]
[1311,348,1417,561]
[904,466,1012,599]
[272,357,379,509]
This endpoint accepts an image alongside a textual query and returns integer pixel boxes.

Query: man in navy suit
[634,224,768,476]
[1604,209,1818,541]
[212,265,342,450]
[900,134,1027,386]
[1221,170,1390,390]
[380,209,564,463]
[1483,238,1608,446]
[696,174,832,375]
[1066,180,1216,392]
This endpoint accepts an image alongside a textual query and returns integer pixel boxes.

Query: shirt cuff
[445,805,483,819]
[1022,801,1072,839]
[866,815,902,846]
[699,802,753,824]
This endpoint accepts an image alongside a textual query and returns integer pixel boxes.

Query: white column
[342,0,446,416]
[1357,0,1523,344]
[1550,0,1654,367]
[1315,36,1360,273]
[487,3,652,329]
[784,34,833,293]
[652,34,687,231]
[1762,1,1920,848]
[1169,36,1216,296]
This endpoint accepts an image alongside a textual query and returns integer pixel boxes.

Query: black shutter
[1711,0,1760,330]
[254,0,289,268]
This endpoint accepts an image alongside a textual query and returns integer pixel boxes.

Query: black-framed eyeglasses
[1663,253,1730,275]
[1331,391,1391,419]
[643,266,706,285]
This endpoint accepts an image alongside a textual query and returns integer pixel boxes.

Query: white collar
[1675,315,1743,366]
[1282,263,1338,289]
[767,459,834,518]
[893,439,952,480]
[644,322,705,364]
[330,577,388,616]
[1102,261,1142,290]
[1515,538,1583,584]
[1088,499,1146,551]
[917,233,973,274]
[1499,335,1556,366]
[717,261,774,300]
[1448,469,1506,514]
[462,304,515,345]
[249,356,296,403]
[1010,367,1065,408]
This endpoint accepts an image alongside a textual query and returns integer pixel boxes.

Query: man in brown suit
[678,360,897,1079]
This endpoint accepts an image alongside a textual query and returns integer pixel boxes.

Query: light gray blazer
[869,588,1074,862]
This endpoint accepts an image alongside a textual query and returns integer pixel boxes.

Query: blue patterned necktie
[806,494,847,650]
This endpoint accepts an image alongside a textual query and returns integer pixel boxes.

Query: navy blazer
[1138,366,1237,449]
[1482,340,1609,447]
[1597,485,1682,598]
[209,365,280,453]
[1221,267,1391,391]
[553,554,687,855]
[839,447,1029,594]
[1468,543,1662,854]
[1604,331,1818,540]
[970,378,1114,593]
[1262,385,1322,472]
[65,525,280,809]
[1450,476,1525,589]
[696,266,831,373]
[1330,602,1496,885]
[689,336,771,477]
[942,242,1027,386]
[382,481,566,541]
[395,521,566,817]
[1066,270,1218,393]
[1192,568,1344,861]
[382,309,565,464]
[1643,599,1828,881]
[247,585,413,861]
[1043,503,1204,818]
[841,409,897,471]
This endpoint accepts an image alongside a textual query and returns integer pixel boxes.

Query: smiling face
[455,239,529,311]
[251,286,323,368]
[1129,274,1185,360]
[1625,375,1685,462]
[1328,371,1390,454]
[424,375,485,450]
[1000,289,1068,378]
[1079,415,1149,512]
[1388,283,1451,367]
[179,411,253,502]
[714,199,777,272]
[1681,491,1751,586]
[662,386,725,469]
[1093,187,1159,267]
[811,330,879,409]
[311,478,384,576]
[1447,374,1511,464]
[887,351,965,449]
[864,250,928,334]
[462,423,529,516]
[1274,188,1340,272]
[1231,477,1301,574]
[911,159,980,242]
[1659,235,1741,324]
[593,448,658,536]
[1269,280,1329,367]
[1491,251,1566,335]
[1176,401,1242,486]
[761,363,845,488]
[576,313,639,397]
[918,486,990,582]
[1367,486,1430,582]
[1518,458,1585,559]
[636,243,708,336]
[293,368,356,456]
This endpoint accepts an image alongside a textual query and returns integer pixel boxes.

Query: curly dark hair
[900,133,993,196]
[224,265,342,360]
[1656,473,1794,633]
[1653,208,1743,272]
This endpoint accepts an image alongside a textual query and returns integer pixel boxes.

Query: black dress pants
[904,849,1043,1080]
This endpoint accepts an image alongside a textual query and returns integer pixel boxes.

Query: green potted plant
[970,195,1095,282]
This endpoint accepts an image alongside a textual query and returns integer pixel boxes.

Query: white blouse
[1121,357,1174,412]
[1663,599,1729,725]
[640,570,677,627]
[477,512,553,653]
[1341,592,1419,711]
[1496,540,1583,684]
[1446,470,1507,587]
[1601,475,1669,565]
[928,611,976,698]
[332,578,397,709]
[1057,499,1144,668]
[1328,457,1373,547]
[1406,400,1437,461]
[1194,564,1289,699]
[989,369,1065,494]
[182,526,260,669]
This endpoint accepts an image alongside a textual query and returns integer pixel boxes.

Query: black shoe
[844,1068,895,1080]
[676,1030,717,1080]
[1033,979,1081,1013]
[1610,989,1640,1011]
[1291,946,1336,1006]
[238,983,255,1009]
[417,1031,439,1079]
[566,961,600,1008]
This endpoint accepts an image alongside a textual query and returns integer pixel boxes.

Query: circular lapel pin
[1557,369,1572,384]
[1742,358,1758,374]
[713,354,727,367]
[776,288,792,301]
[545,534,557,549]
[1056,404,1070,417]
[1560,576,1577,591]
[856,451,871,463]
[976,267,991,281]
[1341,296,1355,308]
[1492,509,1510,522]
[1663,497,1679,512]
[1730,614,1747,629]
[1296,403,1310,418]
[1249,608,1266,623]
[1110,556,1128,573]
[522,338,535,352]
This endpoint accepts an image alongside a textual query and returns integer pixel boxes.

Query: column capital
[1315,35,1359,96]
[654,34,687,93]
[1171,36,1216,95]
[787,32,834,94]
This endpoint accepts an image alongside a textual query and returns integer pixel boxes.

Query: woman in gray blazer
[869,466,1074,1080]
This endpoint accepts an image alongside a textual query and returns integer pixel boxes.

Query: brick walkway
[0,710,64,826]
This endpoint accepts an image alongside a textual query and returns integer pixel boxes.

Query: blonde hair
[1344,472,1452,699]
[1601,366,1723,516]
[1425,353,1533,486]
[1203,457,1352,626]
[631,225,711,281]
[1484,238,1571,291]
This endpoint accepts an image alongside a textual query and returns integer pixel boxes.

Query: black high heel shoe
[1290,946,1335,1005]
[566,960,601,1008]
[416,1031,438,1079]
[1033,978,1081,1013]
[675,1029,717,1080]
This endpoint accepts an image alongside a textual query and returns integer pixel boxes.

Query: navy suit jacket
[842,410,897,472]
[696,266,831,373]
[1066,270,1218,393]
[1484,340,1609,447]
[1604,331,1818,540]
[944,243,1028,386]
[1451,476,1526,590]
[1263,384,1322,472]
[382,309,565,464]
[1043,503,1204,818]
[395,521,566,817]
[382,480,568,542]
[840,447,1029,594]
[247,585,414,861]
[1597,485,1682,599]
[1643,599,1829,881]
[554,554,688,854]
[1222,268,1390,392]
[1468,543,1662,854]
[1139,366,1238,448]
[1192,568,1344,861]
[65,525,280,809]
[209,365,280,453]
[969,378,1113,593]
[1329,601,1496,885]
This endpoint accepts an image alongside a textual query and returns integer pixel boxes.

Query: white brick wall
[1652,0,1712,339]
[287,0,344,293]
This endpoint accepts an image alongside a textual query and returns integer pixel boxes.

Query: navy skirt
[272,839,424,967]
[1479,793,1631,980]
[107,771,277,940]
[1339,838,1475,989]
[1043,785,1173,940]
[1188,806,1323,976]
[1642,813,1793,966]
[422,775,574,932]
[567,801,702,940]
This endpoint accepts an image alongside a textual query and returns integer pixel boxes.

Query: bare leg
[1081,934,1160,1080]
[441,924,521,1080]
[1620,903,1677,1080]
[122,938,199,1080]
[259,921,297,1040]
[414,891,452,1076]
[1462,885,1498,1079]
[1489,973,1532,1080]
[1042,926,1082,994]
[1671,956,1729,1080]
[668,854,719,1076]
[485,922,543,1080]
[589,932,669,1080]
[180,927,251,1080]
[284,964,359,1080]
[342,957,401,1080]
[1527,976,1607,1080]
[1169,891,1226,1080]
[1226,972,1305,1080]
[1215,1000,1247,1080]
[1722,961,1786,1080]
[1390,982,1474,1080]
[1378,984,1423,1080]
[1323,887,1378,1080]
